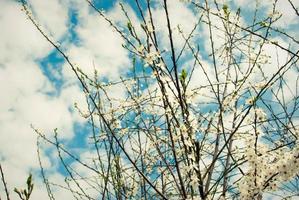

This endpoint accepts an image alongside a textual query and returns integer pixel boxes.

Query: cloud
[149,0,197,52]
[0,1,51,62]
[274,0,299,28]
[0,0,79,198]
[27,0,69,40]
[0,0,133,198]
[233,0,299,28]
[61,2,131,81]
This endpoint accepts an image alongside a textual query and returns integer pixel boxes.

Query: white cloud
[0,0,132,198]
[274,0,299,27]
[61,3,130,81]
[0,0,79,199]
[27,0,69,40]
[233,0,299,28]
[149,0,197,52]
[0,1,51,62]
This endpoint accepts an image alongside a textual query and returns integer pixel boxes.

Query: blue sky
[1,0,299,199]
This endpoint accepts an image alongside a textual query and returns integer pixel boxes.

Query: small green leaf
[222,4,229,16]
[26,174,32,186]
[14,174,34,200]
[260,21,267,27]
[222,4,228,11]
[127,21,132,30]
[14,188,20,193]
[132,56,136,66]
[180,69,187,82]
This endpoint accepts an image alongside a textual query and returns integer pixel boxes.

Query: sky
[0,0,299,199]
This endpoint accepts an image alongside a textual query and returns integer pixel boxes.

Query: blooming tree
[4,0,299,199]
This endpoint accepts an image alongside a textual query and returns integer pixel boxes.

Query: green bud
[180,69,187,82]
